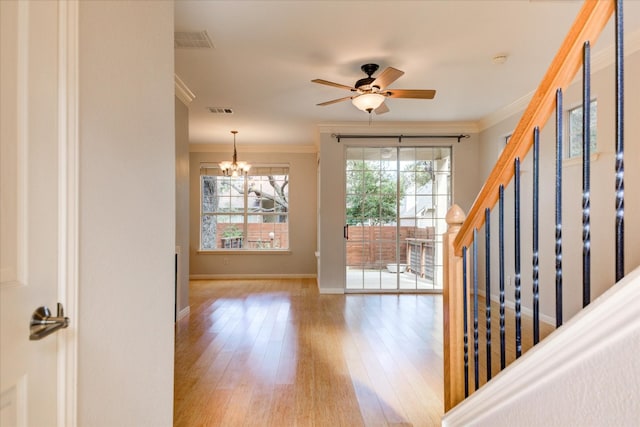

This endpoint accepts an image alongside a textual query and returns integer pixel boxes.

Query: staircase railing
[443,0,625,411]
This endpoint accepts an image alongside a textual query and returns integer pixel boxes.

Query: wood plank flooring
[173,279,554,426]
[174,279,445,426]
[475,296,555,389]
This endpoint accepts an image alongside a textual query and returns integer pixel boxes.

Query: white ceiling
[174,1,640,147]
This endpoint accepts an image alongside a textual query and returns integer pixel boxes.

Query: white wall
[189,148,318,278]
[443,266,640,427]
[317,124,482,293]
[78,2,175,426]
[175,97,190,318]
[476,49,640,323]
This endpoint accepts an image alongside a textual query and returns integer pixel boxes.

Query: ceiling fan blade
[317,96,353,106]
[374,102,389,115]
[371,67,404,90]
[385,89,436,99]
[311,79,355,91]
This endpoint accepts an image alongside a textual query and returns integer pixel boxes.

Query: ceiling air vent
[174,31,214,49]
[208,107,234,114]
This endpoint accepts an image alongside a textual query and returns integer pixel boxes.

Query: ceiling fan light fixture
[352,93,386,113]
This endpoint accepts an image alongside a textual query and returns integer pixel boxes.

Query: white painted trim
[592,27,640,74]
[0,30,23,286]
[57,1,79,426]
[478,291,555,328]
[503,298,554,328]
[174,74,195,105]
[478,29,640,132]
[189,273,317,280]
[318,122,480,135]
[478,92,533,132]
[190,143,318,154]
[318,288,345,295]
[177,306,190,321]
[443,266,640,426]
[17,0,28,288]
[317,121,480,135]
[196,250,292,255]
[314,121,477,156]
[563,151,601,167]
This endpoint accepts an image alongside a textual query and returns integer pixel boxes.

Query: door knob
[29,303,69,340]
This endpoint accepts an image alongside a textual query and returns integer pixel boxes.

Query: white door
[1,1,76,426]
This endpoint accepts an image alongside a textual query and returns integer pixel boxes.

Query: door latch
[29,303,69,341]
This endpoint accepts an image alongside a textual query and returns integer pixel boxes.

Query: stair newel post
[443,204,467,411]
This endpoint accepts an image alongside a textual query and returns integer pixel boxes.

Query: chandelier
[219,130,251,176]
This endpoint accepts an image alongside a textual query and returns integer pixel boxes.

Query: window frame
[199,163,290,252]
[567,98,598,159]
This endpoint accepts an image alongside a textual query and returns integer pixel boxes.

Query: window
[568,99,597,158]
[200,164,289,250]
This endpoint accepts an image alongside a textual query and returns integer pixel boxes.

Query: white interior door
[1,1,74,425]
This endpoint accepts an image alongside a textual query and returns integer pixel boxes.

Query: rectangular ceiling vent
[174,31,214,49]
[208,107,234,114]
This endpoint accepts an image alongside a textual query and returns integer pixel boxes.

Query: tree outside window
[568,99,597,158]
[200,165,289,250]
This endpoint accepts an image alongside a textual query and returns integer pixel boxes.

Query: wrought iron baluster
[499,184,506,369]
[582,41,591,308]
[485,208,492,380]
[514,157,522,358]
[473,230,479,391]
[532,127,540,344]
[555,89,564,327]
[615,0,625,282]
[463,246,469,398]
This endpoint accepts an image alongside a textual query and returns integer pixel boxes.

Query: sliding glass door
[345,146,451,292]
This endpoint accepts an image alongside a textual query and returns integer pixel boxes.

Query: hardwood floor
[475,296,555,389]
[174,278,445,426]
[173,279,555,426]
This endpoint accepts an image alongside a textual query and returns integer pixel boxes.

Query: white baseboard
[318,287,345,295]
[477,291,555,326]
[177,306,190,321]
[189,273,317,280]
[443,266,640,426]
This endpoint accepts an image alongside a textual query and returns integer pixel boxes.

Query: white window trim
[563,151,601,167]
[199,164,290,251]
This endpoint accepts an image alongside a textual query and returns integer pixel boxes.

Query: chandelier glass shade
[219,130,251,176]
[351,93,386,113]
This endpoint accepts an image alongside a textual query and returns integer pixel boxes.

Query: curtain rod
[331,133,470,143]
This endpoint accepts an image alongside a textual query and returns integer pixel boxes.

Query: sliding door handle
[344,224,349,240]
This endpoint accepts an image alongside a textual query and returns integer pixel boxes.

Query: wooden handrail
[453,0,615,256]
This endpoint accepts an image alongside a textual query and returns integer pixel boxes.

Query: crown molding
[317,121,480,135]
[477,92,533,132]
[190,143,318,154]
[174,74,195,105]
[592,26,640,72]
[183,29,640,147]
[478,28,640,132]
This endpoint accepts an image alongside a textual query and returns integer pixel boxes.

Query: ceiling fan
[312,63,436,114]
